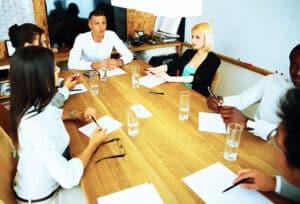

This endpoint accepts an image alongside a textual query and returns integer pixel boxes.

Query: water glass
[224,123,243,161]
[131,65,140,88]
[99,67,107,81]
[127,105,139,136]
[179,91,191,121]
[89,70,99,94]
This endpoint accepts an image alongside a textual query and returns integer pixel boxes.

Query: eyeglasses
[267,128,285,154]
[95,138,126,164]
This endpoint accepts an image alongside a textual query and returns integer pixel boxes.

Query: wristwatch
[246,119,256,130]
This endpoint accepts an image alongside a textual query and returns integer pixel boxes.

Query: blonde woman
[148,23,220,96]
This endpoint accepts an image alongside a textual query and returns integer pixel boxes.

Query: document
[183,162,272,204]
[78,115,123,137]
[139,74,165,88]
[98,67,126,77]
[198,112,227,134]
[68,83,87,95]
[131,104,152,119]
[97,183,164,204]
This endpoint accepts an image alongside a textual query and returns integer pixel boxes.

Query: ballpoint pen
[70,89,83,91]
[222,178,254,193]
[207,86,218,101]
[149,91,164,95]
[90,115,101,130]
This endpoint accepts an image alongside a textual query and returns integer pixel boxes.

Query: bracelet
[70,110,76,120]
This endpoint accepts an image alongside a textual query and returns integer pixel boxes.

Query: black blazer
[167,49,221,97]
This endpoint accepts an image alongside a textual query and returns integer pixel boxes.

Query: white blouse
[14,105,83,200]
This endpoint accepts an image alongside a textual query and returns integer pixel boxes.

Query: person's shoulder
[105,30,120,39]
[76,31,91,39]
[207,51,221,64]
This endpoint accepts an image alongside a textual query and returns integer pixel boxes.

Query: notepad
[98,67,126,77]
[97,183,164,204]
[78,115,123,137]
[68,84,88,95]
[183,162,272,204]
[198,112,227,134]
[139,74,166,88]
[131,104,152,119]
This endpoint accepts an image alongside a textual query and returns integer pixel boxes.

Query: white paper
[131,104,152,119]
[98,67,126,77]
[139,74,165,88]
[198,112,227,134]
[183,162,272,204]
[68,83,88,95]
[97,183,164,204]
[78,115,123,137]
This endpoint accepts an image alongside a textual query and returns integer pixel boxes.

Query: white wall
[185,0,300,77]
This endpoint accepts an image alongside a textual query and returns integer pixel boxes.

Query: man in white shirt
[68,9,133,70]
[207,44,300,140]
[233,87,300,203]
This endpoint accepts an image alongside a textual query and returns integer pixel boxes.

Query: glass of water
[179,91,191,121]
[224,123,243,161]
[89,70,99,94]
[131,65,140,88]
[99,67,107,81]
[127,105,139,136]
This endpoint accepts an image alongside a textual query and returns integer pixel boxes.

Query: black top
[167,49,221,97]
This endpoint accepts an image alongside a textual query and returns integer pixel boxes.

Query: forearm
[77,142,98,168]
[169,75,194,83]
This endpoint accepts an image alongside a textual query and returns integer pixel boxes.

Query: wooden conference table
[62,60,289,204]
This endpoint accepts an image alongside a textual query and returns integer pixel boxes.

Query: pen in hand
[222,178,254,193]
[90,115,102,130]
[207,86,218,101]
[70,89,83,91]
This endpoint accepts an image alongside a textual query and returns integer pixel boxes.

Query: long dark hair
[10,46,55,144]
[8,23,44,48]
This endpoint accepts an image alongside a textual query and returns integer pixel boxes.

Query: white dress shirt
[223,74,294,140]
[68,31,133,70]
[14,105,84,200]
[275,175,300,202]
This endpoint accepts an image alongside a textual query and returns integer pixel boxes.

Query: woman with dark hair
[233,87,300,203]
[10,46,107,203]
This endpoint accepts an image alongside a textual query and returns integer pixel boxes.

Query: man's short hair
[278,87,300,169]
[88,9,106,20]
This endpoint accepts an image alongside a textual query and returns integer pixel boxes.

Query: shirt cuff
[58,86,69,101]
[275,175,282,193]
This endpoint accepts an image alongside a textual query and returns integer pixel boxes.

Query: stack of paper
[131,104,152,119]
[198,112,227,134]
[183,162,272,203]
[97,183,164,204]
[139,74,165,88]
[78,115,123,137]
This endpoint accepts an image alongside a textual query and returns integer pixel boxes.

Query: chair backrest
[211,72,220,92]
[0,127,17,204]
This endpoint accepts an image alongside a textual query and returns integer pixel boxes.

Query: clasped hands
[146,66,173,82]
[207,96,248,128]
[91,59,123,70]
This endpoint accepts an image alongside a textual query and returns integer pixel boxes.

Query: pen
[222,178,254,193]
[149,91,164,95]
[90,115,101,130]
[207,86,218,101]
[144,68,155,75]
[70,89,83,91]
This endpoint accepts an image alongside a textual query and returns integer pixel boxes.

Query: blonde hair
[191,23,213,51]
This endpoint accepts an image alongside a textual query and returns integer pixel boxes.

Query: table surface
[62,59,289,204]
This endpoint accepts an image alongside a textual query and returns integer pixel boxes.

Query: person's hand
[89,126,107,147]
[106,59,123,70]
[147,65,167,75]
[91,60,107,69]
[233,169,276,192]
[207,95,223,112]
[63,74,78,90]
[220,106,247,128]
[73,107,96,122]
[157,72,172,82]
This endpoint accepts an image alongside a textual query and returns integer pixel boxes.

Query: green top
[182,64,196,88]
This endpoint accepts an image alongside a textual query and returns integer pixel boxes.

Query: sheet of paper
[97,183,164,204]
[98,67,126,77]
[131,104,152,119]
[198,112,227,134]
[139,74,165,88]
[68,83,87,95]
[183,162,272,204]
[78,115,123,137]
